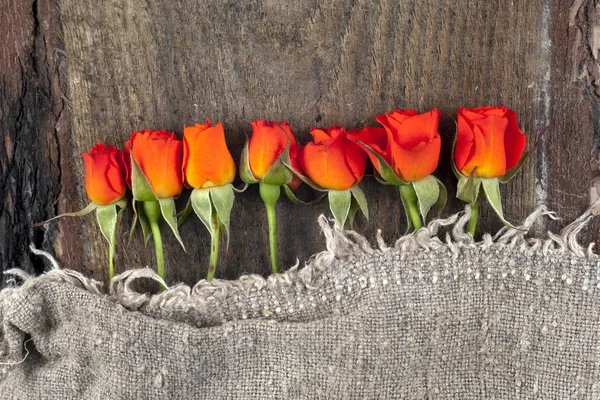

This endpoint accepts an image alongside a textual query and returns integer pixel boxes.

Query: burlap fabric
[1,206,600,399]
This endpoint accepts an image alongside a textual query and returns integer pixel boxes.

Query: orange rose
[347,126,387,170]
[125,130,183,199]
[288,142,304,190]
[454,106,527,178]
[299,126,367,190]
[182,121,236,189]
[248,120,302,188]
[82,143,127,205]
[360,108,441,182]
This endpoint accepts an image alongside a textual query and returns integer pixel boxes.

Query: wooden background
[1,0,599,287]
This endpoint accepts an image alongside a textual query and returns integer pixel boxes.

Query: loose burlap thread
[1,205,600,399]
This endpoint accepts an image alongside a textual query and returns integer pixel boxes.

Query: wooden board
[2,0,599,286]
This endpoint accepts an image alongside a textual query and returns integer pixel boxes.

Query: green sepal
[283,184,326,205]
[232,183,249,193]
[129,199,152,246]
[177,198,194,227]
[239,138,259,184]
[347,200,359,228]
[356,141,405,186]
[499,126,548,183]
[130,199,152,246]
[210,184,235,250]
[481,178,523,230]
[373,169,394,186]
[399,187,412,234]
[349,185,368,220]
[450,127,464,181]
[114,197,128,211]
[434,176,447,218]
[130,155,157,202]
[158,198,186,250]
[190,188,213,236]
[31,201,99,227]
[282,163,328,192]
[261,143,293,186]
[456,171,481,205]
[499,158,527,183]
[96,204,118,251]
[412,175,446,223]
[346,186,368,228]
[328,189,352,228]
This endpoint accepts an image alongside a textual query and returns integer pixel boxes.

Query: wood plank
[54,0,550,284]
[544,0,600,243]
[0,0,77,286]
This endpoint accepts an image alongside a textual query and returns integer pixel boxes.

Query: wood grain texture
[544,0,600,242]
[0,0,78,286]
[4,0,598,286]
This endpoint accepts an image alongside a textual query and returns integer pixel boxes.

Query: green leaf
[209,184,235,249]
[158,197,186,250]
[96,204,118,250]
[356,141,405,186]
[239,138,259,184]
[261,144,293,186]
[456,174,481,205]
[131,156,157,202]
[190,188,214,236]
[350,185,369,220]
[283,184,326,205]
[328,189,352,228]
[411,175,440,223]
[481,178,522,230]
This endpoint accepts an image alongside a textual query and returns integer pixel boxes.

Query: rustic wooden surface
[1,0,599,286]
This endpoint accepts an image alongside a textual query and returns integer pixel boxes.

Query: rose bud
[83,143,128,205]
[124,130,185,285]
[247,120,302,188]
[454,106,527,178]
[34,142,129,280]
[299,126,367,190]
[125,130,183,199]
[180,120,239,281]
[240,120,305,275]
[287,142,304,190]
[373,108,441,182]
[182,121,236,189]
[348,109,445,231]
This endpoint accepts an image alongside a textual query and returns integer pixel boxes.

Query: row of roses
[39,106,532,284]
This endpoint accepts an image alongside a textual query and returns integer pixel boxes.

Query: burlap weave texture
[1,207,600,399]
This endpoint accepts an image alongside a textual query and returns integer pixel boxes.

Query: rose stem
[259,182,281,274]
[467,196,480,237]
[207,208,220,282]
[108,231,116,281]
[143,200,166,290]
[400,184,423,230]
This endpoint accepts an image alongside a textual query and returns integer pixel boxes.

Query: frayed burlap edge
[2,203,598,315]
